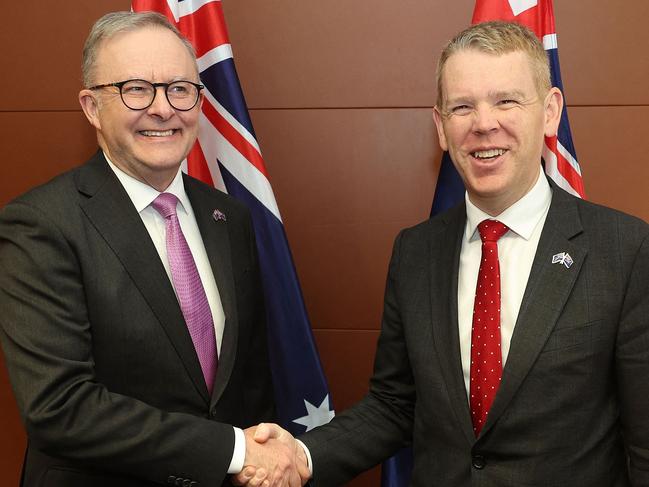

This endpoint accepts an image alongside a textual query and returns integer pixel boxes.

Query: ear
[432,106,449,151]
[543,87,563,138]
[79,89,102,130]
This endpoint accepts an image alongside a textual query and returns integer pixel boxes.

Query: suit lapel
[430,204,476,444]
[482,187,587,436]
[76,153,211,403]
[184,176,239,406]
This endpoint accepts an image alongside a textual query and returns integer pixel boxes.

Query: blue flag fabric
[431,152,467,215]
[219,164,333,433]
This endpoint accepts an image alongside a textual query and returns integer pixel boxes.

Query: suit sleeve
[300,230,415,487]
[616,230,649,485]
[0,200,235,486]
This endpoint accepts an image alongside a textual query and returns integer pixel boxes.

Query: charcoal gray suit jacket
[302,182,649,486]
[0,151,274,487]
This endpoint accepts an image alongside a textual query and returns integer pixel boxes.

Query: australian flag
[131,0,334,436]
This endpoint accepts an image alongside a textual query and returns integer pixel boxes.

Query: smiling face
[433,49,562,215]
[79,26,201,191]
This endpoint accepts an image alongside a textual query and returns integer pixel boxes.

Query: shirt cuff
[295,439,313,476]
[227,427,246,474]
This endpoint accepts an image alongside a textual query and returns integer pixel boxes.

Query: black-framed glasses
[89,79,204,111]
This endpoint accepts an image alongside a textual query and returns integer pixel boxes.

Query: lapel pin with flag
[552,252,573,268]
[212,209,227,222]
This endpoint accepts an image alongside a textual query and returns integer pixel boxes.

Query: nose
[146,86,175,119]
[472,105,499,134]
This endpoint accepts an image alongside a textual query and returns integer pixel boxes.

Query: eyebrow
[442,89,532,112]
[444,96,473,107]
[487,90,527,100]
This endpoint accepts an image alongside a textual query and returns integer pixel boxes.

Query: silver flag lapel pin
[551,252,573,268]
[212,209,227,222]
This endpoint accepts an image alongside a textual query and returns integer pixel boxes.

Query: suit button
[167,476,176,484]
[210,407,217,417]
[472,454,486,469]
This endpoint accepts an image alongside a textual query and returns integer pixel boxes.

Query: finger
[247,476,262,487]
[267,464,286,487]
[276,468,289,487]
[280,462,300,487]
[248,477,264,487]
[248,468,268,487]
[232,466,255,486]
[287,469,300,487]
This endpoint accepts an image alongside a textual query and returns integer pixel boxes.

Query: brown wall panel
[223,0,649,109]
[250,108,440,330]
[0,112,97,206]
[556,0,649,106]
[292,222,397,331]
[5,0,639,111]
[251,108,439,228]
[223,0,473,108]
[571,106,649,221]
[0,1,130,111]
[312,329,378,412]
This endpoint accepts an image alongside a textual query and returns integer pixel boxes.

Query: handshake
[232,423,312,487]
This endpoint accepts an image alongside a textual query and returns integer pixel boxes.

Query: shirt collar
[465,166,552,242]
[104,153,191,215]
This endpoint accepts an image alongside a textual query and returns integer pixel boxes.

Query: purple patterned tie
[152,193,217,395]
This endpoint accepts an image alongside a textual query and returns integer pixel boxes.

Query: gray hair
[436,21,551,105]
[82,11,197,87]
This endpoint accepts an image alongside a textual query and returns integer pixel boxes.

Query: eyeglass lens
[120,80,200,111]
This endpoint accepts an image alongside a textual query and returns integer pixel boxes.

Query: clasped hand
[232,423,311,487]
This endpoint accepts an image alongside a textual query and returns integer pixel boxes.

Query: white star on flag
[508,0,537,16]
[292,394,335,432]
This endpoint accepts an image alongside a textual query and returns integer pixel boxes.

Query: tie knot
[151,192,179,219]
[478,219,509,243]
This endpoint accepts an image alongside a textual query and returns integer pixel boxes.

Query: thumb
[254,422,285,443]
[253,422,272,443]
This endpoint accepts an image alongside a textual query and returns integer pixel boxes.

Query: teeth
[140,130,174,137]
[473,148,505,159]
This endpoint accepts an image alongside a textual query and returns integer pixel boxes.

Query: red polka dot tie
[470,219,509,436]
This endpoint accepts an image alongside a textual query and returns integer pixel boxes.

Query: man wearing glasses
[0,11,303,487]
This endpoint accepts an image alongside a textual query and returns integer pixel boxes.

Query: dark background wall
[1,1,648,485]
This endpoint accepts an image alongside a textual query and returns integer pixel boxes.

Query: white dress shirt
[105,155,245,473]
[458,166,552,397]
